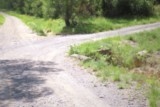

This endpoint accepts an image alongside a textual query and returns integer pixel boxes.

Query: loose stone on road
[0,13,160,107]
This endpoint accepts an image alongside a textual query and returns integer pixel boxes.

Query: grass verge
[8,11,65,36]
[0,14,5,25]
[69,28,160,107]
[7,5,160,35]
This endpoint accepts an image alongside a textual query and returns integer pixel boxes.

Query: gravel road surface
[0,13,160,107]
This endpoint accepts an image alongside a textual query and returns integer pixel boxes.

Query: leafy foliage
[102,0,154,17]
[0,0,157,26]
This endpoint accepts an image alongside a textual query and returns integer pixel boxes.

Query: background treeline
[0,0,159,26]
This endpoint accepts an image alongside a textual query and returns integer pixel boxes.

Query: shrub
[102,0,154,17]
[155,0,160,4]
[131,0,154,16]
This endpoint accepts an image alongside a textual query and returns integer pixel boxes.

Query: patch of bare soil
[132,51,160,78]
[121,40,138,47]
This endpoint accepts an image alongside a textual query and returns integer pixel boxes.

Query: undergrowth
[70,28,160,107]
[7,5,160,35]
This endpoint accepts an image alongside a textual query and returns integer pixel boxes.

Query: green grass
[64,15,160,34]
[0,14,5,25]
[7,5,160,35]
[69,28,160,107]
[8,11,65,36]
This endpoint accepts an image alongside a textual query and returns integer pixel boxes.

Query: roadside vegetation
[69,28,160,107]
[0,0,160,35]
[9,8,160,35]
[0,14,5,25]
[8,11,65,36]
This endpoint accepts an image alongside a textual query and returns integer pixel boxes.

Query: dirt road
[0,13,160,107]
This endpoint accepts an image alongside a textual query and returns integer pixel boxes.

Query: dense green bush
[0,0,102,26]
[102,0,154,17]
[131,0,154,16]
[102,0,118,17]
[156,0,160,3]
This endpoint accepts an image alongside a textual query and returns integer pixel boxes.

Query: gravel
[0,13,160,107]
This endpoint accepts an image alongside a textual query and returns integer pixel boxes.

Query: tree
[30,0,43,17]
[102,0,154,17]
[64,0,102,26]
[0,0,155,26]
[42,0,57,18]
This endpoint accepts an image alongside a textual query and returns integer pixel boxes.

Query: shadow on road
[0,59,62,103]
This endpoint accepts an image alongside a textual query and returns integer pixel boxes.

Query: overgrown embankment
[70,28,160,107]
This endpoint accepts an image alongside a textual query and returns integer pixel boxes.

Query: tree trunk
[65,9,71,26]
[65,0,71,27]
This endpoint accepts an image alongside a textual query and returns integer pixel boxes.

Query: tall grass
[70,28,160,107]
[0,14,5,25]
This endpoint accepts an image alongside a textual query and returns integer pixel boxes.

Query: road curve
[0,13,160,107]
